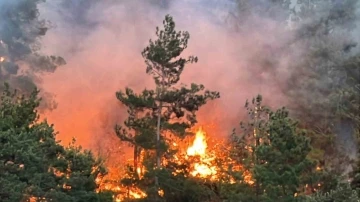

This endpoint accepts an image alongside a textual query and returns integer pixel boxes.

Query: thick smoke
[37,0,359,163]
[0,0,65,110]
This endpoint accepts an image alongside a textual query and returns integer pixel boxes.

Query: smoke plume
[35,0,359,162]
[0,0,66,111]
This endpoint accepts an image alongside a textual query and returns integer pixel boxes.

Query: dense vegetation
[0,0,359,202]
[0,84,112,202]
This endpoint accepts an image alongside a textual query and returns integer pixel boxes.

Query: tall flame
[186,127,217,179]
[187,127,207,156]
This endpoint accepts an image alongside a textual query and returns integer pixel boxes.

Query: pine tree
[114,15,219,200]
[229,95,315,201]
[0,83,112,202]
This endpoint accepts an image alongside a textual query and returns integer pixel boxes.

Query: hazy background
[22,0,358,163]
[38,0,288,152]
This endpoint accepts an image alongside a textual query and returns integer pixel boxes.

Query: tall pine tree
[115,15,219,200]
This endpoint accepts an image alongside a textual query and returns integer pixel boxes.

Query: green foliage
[351,147,360,195]
[234,0,360,189]
[141,15,198,87]
[305,183,359,202]
[114,14,219,201]
[218,179,255,202]
[228,95,317,201]
[0,84,111,202]
[234,1,360,193]
[144,167,217,202]
[116,84,219,144]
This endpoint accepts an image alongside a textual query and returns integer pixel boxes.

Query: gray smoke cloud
[0,0,66,110]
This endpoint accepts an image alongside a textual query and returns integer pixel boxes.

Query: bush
[305,183,359,202]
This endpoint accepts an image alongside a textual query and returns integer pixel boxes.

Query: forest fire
[97,180,147,201]
[115,189,147,201]
[96,126,256,201]
[96,165,147,201]
[95,126,255,201]
[1,0,358,200]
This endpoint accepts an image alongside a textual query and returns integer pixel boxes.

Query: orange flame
[112,188,147,202]
[186,127,217,180]
[96,165,147,202]
[97,126,254,200]
[187,127,207,156]
[129,190,147,199]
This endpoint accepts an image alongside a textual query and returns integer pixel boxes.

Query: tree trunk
[255,126,260,202]
[254,106,260,202]
[155,80,164,187]
[156,101,162,169]
[134,145,138,177]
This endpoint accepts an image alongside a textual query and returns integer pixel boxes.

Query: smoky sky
[35,0,359,161]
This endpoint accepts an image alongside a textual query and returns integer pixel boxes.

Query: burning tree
[114,15,219,201]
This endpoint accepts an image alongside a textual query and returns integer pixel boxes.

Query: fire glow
[186,127,218,180]
[97,126,253,201]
